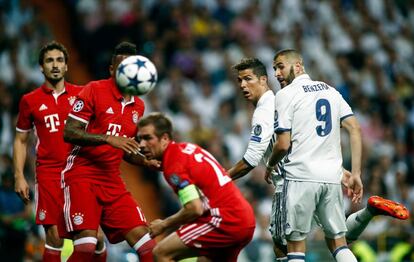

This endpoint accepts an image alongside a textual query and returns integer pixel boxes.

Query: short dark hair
[273,48,301,61]
[112,41,137,63]
[232,58,267,77]
[38,41,69,65]
[138,112,173,139]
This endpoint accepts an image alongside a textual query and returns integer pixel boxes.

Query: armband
[178,184,199,205]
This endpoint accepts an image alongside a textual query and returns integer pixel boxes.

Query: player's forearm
[267,143,287,168]
[349,128,362,176]
[13,139,27,179]
[123,151,147,166]
[228,160,253,180]
[163,201,204,230]
[64,118,108,146]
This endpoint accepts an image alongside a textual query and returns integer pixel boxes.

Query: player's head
[110,41,137,77]
[273,49,305,88]
[233,58,269,105]
[38,41,69,84]
[137,112,173,161]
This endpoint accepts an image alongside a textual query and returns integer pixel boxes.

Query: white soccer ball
[116,55,158,96]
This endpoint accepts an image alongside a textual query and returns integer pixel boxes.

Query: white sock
[287,252,305,261]
[333,246,357,262]
[276,257,288,261]
[345,208,373,242]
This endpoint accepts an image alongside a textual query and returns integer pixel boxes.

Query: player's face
[110,55,130,77]
[273,55,296,88]
[137,124,167,160]
[41,49,67,84]
[237,69,266,104]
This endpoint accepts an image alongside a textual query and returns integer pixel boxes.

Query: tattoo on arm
[63,117,108,146]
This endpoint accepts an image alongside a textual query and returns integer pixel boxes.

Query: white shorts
[284,180,347,241]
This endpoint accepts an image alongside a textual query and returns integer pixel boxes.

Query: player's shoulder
[65,82,83,94]
[20,85,46,102]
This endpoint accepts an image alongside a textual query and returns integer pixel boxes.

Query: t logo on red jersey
[106,123,122,136]
[44,114,60,133]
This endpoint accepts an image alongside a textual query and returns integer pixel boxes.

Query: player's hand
[144,159,161,170]
[106,136,140,154]
[341,169,351,188]
[264,166,273,184]
[14,175,30,205]
[346,173,363,204]
[149,219,166,238]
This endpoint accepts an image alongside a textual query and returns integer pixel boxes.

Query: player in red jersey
[13,41,107,262]
[62,42,158,262]
[137,112,256,262]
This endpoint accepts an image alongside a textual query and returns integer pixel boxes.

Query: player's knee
[44,226,64,247]
[152,243,168,259]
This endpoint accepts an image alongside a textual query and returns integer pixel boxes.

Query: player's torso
[282,78,343,183]
[65,80,144,183]
[21,85,80,176]
[164,142,247,209]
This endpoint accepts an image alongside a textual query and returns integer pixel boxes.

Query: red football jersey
[16,83,81,181]
[61,78,145,186]
[162,142,255,226]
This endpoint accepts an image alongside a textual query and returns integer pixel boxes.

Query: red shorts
[35,180,65,226]
[177,208,255,261]
[62,181,147,243]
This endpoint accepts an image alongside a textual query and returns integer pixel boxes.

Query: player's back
[163,142,255,226]
[275,75,353,183]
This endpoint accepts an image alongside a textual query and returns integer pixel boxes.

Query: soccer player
[61,41,158,261]
[265,48,361,261]
[136,112,256,262]
[13,41,107,262]
[232,57,409,261]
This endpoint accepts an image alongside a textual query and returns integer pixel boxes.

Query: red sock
[133,233,156,262]
[67,237,97,262]
[43,245,62,262]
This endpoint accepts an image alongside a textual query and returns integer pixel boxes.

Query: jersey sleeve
[243,107,274,167]
[274,90,293,133]
[338,92,353,122]
[68,84,95,124]
[16,95,33,132]
[164,153,194,193]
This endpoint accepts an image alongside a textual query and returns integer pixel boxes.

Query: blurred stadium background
[0,0,413,261]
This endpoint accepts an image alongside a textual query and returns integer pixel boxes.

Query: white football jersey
[274,74,353,183]
[243,90,276,168]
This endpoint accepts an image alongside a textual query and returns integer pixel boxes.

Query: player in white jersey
[232,57,410,262]
[265,49,362,262]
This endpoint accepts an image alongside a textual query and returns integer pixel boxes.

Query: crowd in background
[0,0,414,261]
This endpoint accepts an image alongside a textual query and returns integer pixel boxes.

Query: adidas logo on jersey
[39,104,48,111]
[106,107,114,114]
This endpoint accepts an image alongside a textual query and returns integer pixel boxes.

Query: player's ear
[109,65,114,76]
[40,65,44,73]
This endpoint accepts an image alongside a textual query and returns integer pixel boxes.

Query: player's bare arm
[341,116,363,203]
[149,184,204,238]
[228,160,254,180]
[13,131,31,204]
[149,197,204,238]
[64,116,140,154]
[265,131,291,184]
[123,149,161,169]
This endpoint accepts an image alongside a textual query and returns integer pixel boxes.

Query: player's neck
[45,79,65,93]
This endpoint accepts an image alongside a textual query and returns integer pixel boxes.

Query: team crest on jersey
[253,124,262,136]
[38,209,46,221]
[73,100,84,112]
[132,110,139,124]
[170,174,180,186]
[68,96,77,106]
[274,110,279,129]
[72,212,84,225]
